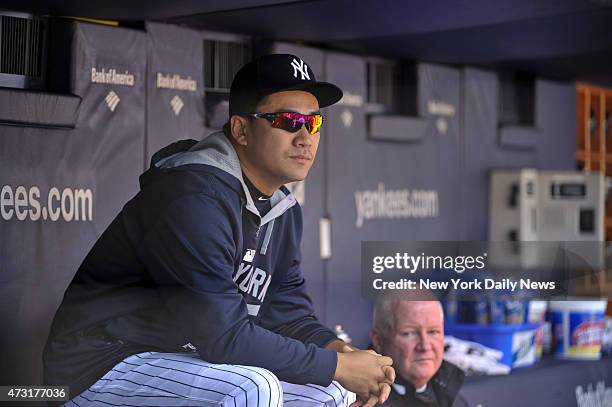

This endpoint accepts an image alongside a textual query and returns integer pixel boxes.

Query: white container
[528,300,547,323]
[548,299,607,360]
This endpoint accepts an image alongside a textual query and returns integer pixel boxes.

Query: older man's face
[382,301,444,389]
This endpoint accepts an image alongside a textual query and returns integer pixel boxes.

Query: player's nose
[293,127,313,148]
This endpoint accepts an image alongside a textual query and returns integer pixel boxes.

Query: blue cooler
[445,323,539,368]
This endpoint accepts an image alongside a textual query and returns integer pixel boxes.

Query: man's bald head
[372,292,444,342]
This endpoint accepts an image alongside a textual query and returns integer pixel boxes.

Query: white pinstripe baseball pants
[64,352,356,407]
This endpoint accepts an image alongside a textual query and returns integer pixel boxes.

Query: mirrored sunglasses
[248,112,324,135]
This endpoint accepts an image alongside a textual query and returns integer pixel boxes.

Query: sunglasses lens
[270,115,296,133]
[270,113,323,135]
[309,114,323,134]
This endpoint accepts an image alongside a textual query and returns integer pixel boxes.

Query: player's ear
[370,329,383,354]
[230,115,249,146]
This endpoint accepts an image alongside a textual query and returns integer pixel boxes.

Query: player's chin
[284,168,310,183]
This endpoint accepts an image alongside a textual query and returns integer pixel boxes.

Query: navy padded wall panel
[324,56,462,346]
[145,22,205,165]
[0,125,100,386]
[70,22,146,231]
[0,21,146,385]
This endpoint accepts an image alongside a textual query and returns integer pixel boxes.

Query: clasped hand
[334,344,395,406]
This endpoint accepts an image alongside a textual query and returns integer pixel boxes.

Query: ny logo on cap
[291,58,310,80]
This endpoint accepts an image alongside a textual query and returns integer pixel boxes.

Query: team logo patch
[182,342,197,352]
[291,58,310,80]
[243,249,256,263]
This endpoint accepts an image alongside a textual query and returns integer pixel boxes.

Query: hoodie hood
[154,131,297,225]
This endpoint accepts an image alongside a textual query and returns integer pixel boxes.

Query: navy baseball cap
[229,54,343,116]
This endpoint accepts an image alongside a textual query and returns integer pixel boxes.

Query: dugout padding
[0,21,146,386]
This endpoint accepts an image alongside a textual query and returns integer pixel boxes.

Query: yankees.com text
[1,185,93,222]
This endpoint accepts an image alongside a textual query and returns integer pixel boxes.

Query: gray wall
[461,68,576,240]
[323,55,464,345]
[0,22,147,384]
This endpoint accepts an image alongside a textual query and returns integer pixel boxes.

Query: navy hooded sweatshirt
[43,131,339,397]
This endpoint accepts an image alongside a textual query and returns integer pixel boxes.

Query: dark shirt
[242,172,272,216]
[385,361,465,407]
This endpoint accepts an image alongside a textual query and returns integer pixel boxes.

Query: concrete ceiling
[7,0,612,83]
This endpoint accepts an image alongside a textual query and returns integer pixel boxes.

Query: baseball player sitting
[44,54,394,407]
[370,297,464,407]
